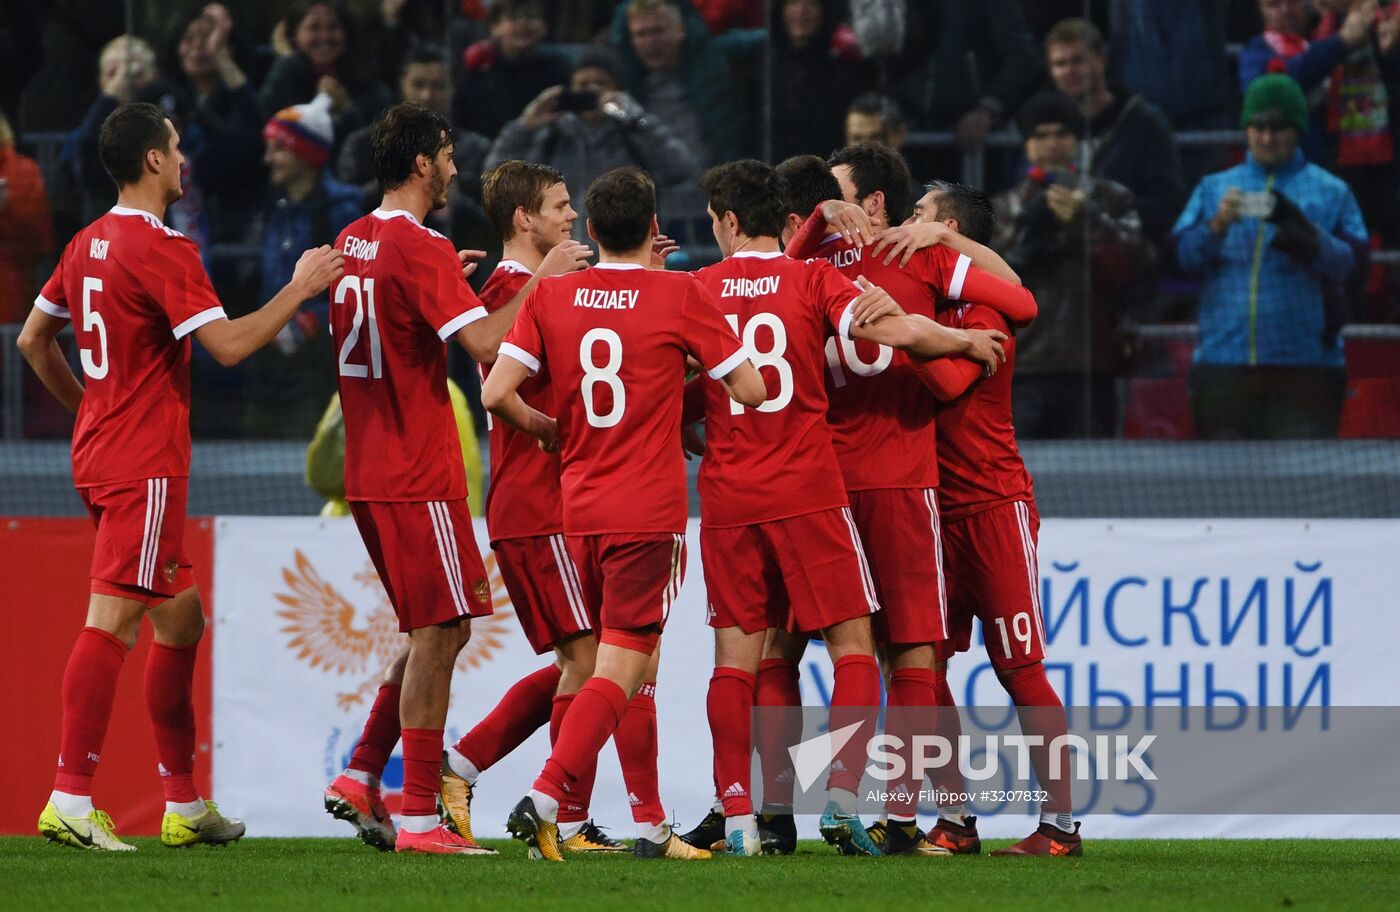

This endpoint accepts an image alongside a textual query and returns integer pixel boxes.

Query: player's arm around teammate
[18,102,342,851]
[845,275,1008,370]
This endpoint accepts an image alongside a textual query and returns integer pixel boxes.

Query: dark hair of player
[585,166,655,253]
[401,43,446,72]
[482,160,565,240]
[848,91,905,129]
[700,159,786,239]
[98,102,173,188]
[828,142,914,226]
[370,102,454,192]
[775,154,841,220]
[924,179,996,247]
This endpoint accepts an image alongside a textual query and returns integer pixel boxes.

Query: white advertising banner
[213,517,1400,840]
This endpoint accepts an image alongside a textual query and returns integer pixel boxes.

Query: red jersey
[478,259,563,541]
[804,235,966,491]
[691,250,855,527]
[36,206,227,487]
[333,209,487,502]
[925,303,1034,520]
[500,263,746,535]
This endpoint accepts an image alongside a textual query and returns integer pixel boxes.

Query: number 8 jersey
[500,263,746,535]
[332,209,487,502]
[35,206,227,488]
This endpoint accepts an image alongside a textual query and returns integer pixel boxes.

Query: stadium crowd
[4,0,1400,442]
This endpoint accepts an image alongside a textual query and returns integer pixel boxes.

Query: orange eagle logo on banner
[274,549,515,710]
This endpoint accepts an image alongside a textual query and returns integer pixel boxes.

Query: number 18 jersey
[332,209,487,502]
[500,263,745,536]
[691,251,858,528]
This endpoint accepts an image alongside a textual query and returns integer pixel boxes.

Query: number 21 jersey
[332,209,487,502]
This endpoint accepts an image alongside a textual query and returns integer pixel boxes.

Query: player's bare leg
[38,592,146,851]
[145,587,244,847]
[703,626,764,855]
[990,660,1080,856]
[395,618,492,855]
[818,617,883,856]
[876,642,947,856]
[326,649,406,850]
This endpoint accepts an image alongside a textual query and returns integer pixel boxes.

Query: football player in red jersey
[326,103,540,856]
[684,159,1011,857]
[781,145,1037,850]
[907,181,1080,857]
[437,161,636,854]
[320,160,601,852]
[19,102,343,850]
[483,166,765,861]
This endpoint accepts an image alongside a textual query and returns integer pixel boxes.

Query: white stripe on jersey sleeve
[437,306,488,341]
[498,342,541,375]
[34,294,71,319]
[837,297,860,340]
[946,253,973,300]
[172,306,228,339]
[707,347,751,380]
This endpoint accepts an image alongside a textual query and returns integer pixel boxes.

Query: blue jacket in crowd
[1173,149,1366,368]
[260,171,363,322]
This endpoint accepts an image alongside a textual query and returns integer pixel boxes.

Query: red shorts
[350,499,493,632]
[79,477,194,605]
[937,500,1046,670]
[848,488,948,645]
[701,508,879,635]
[494,533,593,654]
[565,533,686,632]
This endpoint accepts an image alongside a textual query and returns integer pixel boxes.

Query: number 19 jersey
[691,251,857,527]
[332,209,488,502]
[500,263,746,535]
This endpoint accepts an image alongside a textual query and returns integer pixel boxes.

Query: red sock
[707,667,756,817]
[1002,663,1071,814]
[614,681,664,825]
[145,641,200,802]
[550,692,598,824]
[348,683,401,779]
[931,665,967,811]
[399,727,443,819]
[827,654,880,794]
[756,658,801,808]
[535,677,627,806]
[454,664,560,772]
[55,627,128,795]
[885,667,935,820]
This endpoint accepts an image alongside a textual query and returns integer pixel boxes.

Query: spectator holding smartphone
[484,51,698,243]
[1174,74,1368,439]
[991,91,1148,439]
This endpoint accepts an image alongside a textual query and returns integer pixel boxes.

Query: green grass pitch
[2,838,1398,911]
